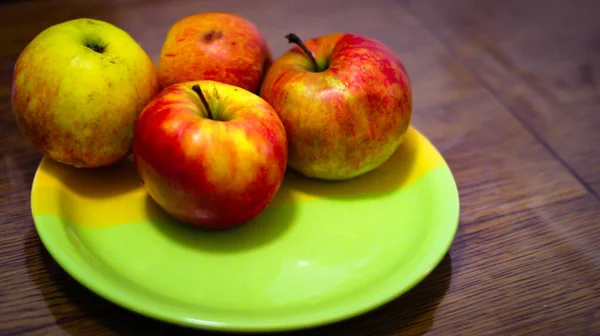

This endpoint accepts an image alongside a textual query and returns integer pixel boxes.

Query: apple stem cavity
[192,84,214,120]
[86,42,105,54]
[285,33,320,72]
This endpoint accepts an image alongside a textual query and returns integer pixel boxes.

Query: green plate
[31,126,459,333]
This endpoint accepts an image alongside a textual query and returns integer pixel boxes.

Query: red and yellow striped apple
[133,80,288,229]
[157,12,272,93]
[11,18,158,168]
[259,33,412,180]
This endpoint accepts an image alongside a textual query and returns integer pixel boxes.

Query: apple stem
[192,84,214,120]
[285,33,320,72]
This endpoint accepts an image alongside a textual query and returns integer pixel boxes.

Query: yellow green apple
[11,18,159,168]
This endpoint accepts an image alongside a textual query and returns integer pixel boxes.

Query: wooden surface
[1,0,599,335]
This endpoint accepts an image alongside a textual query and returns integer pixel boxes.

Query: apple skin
[11,18,158,168]
[259,33,412,180]
[133,80,288,229]
[157,12,272,94]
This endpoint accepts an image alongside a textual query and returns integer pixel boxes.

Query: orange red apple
[157,12,272,94]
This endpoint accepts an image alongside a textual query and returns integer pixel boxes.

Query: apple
[157,12,272,94]
[132,80,288,229]
[259,33,412,180]
[11,18,159,168]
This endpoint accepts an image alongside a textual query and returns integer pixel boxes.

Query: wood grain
[1,0,600,335]
[403,0,600,198]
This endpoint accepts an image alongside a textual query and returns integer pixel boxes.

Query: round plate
[31,126,459,333]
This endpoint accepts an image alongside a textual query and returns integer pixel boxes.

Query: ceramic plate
[31,126,459,333]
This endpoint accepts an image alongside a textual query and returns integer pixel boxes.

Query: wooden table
[1,0,599,335]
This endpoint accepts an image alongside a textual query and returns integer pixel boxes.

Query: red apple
[157,12,272,94]
[259,33,412,180]
[133,80,287,229]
